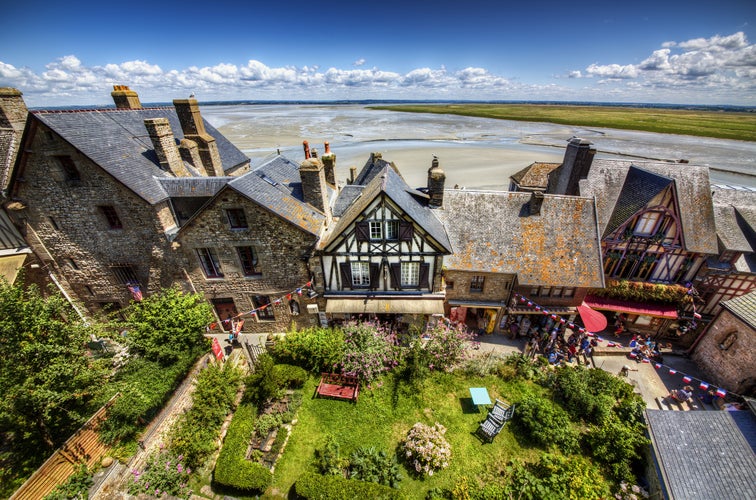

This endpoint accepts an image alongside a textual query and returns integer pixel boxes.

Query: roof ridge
[31,106,170,114]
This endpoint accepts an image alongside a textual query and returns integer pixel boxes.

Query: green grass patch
[270,370,545,499]
[369,104,756,142]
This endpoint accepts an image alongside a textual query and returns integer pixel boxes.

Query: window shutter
[399,221,414,242]
[369,263,381,289]
[419,263,430,289]
[340,262,352,289]
[390,263,402,289]
[355,221,370,242]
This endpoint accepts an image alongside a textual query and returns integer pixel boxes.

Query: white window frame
[634,211,661,236]
[401,262,420,287]
[369,221,383,240]
[351,261,370,286]
[385,220,399,240]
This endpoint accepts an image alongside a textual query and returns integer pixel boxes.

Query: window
[385,220,399,240]
[98,206,123,229]
[401,262,420,287]
[85,285,94,296]
[562,288,575,298]
[55,155,80,182]
[445,280,454,290]
[237,246,261,276]
[66,258,79,270]
[48,216,59,230]
[470,275,485,293]
[111,265,139,285]
[226,209,248,229]
[369,221,382,240]
[253,295,274,320]
[351,262,370,287]
[719,331,737,351]
[634,211,661,236]
[197,248,223,278]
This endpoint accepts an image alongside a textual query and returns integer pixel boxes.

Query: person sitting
[669,386,693,403]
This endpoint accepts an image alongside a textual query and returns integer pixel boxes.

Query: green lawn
[269,370,546,499]
[368,104,756,142]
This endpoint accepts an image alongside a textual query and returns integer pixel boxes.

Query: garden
[1,276,651,499]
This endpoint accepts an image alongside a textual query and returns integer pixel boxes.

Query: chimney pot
[303,141,311,159]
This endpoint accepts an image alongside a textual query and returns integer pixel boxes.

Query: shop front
[324,295,445,333]
[447,300,507,335]
[505,305,577,339]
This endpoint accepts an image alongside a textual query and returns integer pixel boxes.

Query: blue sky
[1,0,754,106]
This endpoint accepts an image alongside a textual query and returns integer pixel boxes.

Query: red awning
[577,303,608,333]
[583,294,678,319]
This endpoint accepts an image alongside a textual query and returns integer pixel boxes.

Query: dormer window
[634,211,661,236]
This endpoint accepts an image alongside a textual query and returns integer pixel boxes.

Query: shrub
[499,454,612,500]
[340,321,401,383]
[255,412,283,437]
[269,327,345,373]
[294,471,407,500]
[169,362,242,469]
[243,353,283,409]
[128,448,193,499]
[349,446,402,488]
[401,422,451,476]
[214,404,273,493]
[273,363,309,388]
[585,415,649,482]
[315,434,349,476]
[422,322,477,372]
[511,395,580,454]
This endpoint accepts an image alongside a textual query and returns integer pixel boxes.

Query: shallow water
[202,104,756,189]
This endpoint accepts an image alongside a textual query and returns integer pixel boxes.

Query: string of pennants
[513,292,735,400]
[207,281,312,331]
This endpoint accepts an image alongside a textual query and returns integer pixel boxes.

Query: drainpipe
[44,266,89,326]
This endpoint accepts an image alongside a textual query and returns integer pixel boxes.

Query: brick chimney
[303,140,311,159]
[529,191,545,216]
[144,118,190,177]
[173,99,223,176]
[427,156,446,208]
[111,85,142,110]
[0,87,28,191]
[547,137,595,196]
[321,142,336,186]
[178,139,206,175]
[300,157,331,221]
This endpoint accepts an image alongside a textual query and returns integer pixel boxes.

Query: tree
[122,286,213,364]
[0,279,107,465]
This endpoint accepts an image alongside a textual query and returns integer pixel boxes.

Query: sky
[1,0,754,107]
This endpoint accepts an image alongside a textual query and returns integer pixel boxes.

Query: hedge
[294,472,407,500]
[214,403,272,493]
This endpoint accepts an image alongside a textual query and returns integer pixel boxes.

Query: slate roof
[322,165,451,252]
[581,159,718,254]
[721,291,756,331]
[711,185,756,253]
[31,107,249,205]
[159,177,232,198]
[434,190,604,288]
[646,409,756,500]
[225,155,328,235]
[352,154,406,186]
[333,184,365,218]
[509,162,560,189]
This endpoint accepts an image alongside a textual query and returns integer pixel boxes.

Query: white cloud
[568,32,755,103]
[353,58,365,66]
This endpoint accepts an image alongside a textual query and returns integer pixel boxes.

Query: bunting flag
[641,358,651,363]
[682,375,692,384]
[208,280,313,328]
[715,388,727,398]
[699,381,709,391]
[233,319,245,335]
[669,368,677,375]
[654,362,662,369]
[628,351,637,358]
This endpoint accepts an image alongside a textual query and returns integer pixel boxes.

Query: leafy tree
[498,454,611,500]
[0,279,107,451]
[243,353,283,409]
[122,286,212,364]
[585,415,649,481]
[511,395,580,454]
[269,326,345,373]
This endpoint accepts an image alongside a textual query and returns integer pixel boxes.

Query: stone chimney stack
[144,118,190,177]
[0,87,28,191]
[427,156,446,208]
[173,98,223,176]
[547,137,596,196]
[529,191,545,216]
[300,157,331,221]
[111,85,142,110]
[321,142,336,186]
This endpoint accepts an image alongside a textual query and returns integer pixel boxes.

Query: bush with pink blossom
[340,321,401,383]
[401,422,452,476]
[127,448,192,499]
[422,322,477,371]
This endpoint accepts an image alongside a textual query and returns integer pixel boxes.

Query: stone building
[0,88,28,192]
[689,291,756,397]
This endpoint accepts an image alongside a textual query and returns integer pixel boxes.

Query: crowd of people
[520,322,599,367]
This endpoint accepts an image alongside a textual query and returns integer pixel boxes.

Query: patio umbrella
[576,302,608,333]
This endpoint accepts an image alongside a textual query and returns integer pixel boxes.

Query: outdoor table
[469,387,492,411]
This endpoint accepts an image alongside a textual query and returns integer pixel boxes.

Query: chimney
[144,118,190,177]
[529,191,545,216]
[173,99,223,176]
[321,142,336,186]
[303,141,311,159]
[111,85,142,110]
[349,166,357,185]
[427,156,446,208]
[547,137,595,195]
[0,87,28,191]
[300,157,331,221]
[178,139,206,175]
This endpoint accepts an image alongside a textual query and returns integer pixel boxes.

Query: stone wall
[444,270,514,303]
[176,188,321,333]
[0,87,28,191]
[8,122,180,311]
[691,309,756,396]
